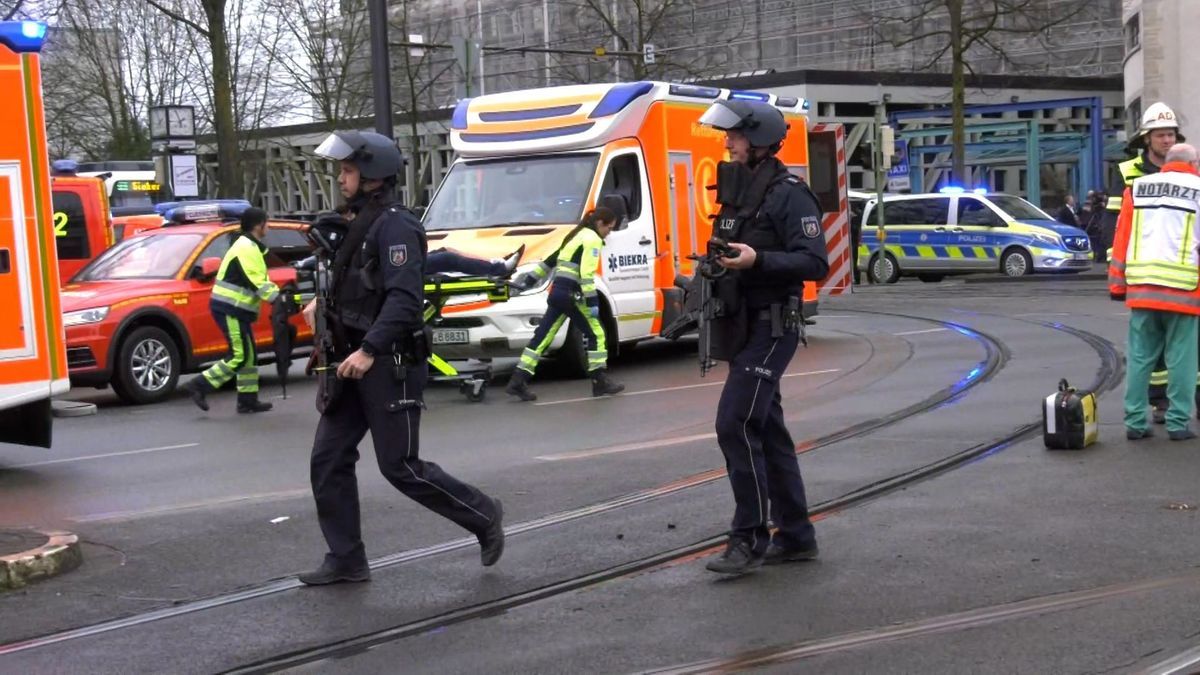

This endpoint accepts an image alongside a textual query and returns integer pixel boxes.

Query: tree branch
[144,0,209,38]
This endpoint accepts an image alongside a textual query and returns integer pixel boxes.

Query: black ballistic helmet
[698,99,789,151]
[315,130,405,180]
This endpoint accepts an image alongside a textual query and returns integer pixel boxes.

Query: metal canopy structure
[888,97,1113,202]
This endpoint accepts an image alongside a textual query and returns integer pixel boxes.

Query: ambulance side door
[597,149,657,341]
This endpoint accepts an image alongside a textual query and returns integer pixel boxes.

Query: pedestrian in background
[1055,194,1080,227]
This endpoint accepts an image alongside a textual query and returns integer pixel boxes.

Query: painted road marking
[12,443,201,469]
[533,369,840,407]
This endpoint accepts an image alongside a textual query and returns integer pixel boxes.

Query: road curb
[0,530,83,590]
[51,400,98,418]
[963,273,1108,285]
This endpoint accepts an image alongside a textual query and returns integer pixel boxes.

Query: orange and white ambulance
[0,21,69,448]
[421,81,851,373]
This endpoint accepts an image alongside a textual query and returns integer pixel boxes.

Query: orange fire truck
[420,81,851,374]
[0,21,69,448]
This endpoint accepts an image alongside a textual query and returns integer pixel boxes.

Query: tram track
[2,310,1121,674]
[220,312,1121,674]
[0,310,996,659]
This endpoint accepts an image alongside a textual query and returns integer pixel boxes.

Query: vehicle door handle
[951,227,965,233]
[639,237,652,246]
[933,227,947,232]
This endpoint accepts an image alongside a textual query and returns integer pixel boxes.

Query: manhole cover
[0,530,48,557]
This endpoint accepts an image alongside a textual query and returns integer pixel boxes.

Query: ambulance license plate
[432,329,469,345]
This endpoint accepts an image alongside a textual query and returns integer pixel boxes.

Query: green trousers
[1125,309,1199,432]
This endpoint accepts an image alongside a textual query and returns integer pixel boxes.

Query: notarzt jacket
[1108,162,1200,315]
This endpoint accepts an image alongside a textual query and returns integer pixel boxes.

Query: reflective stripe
[1109,258,1125,272]
[258,283,279,303]
[1106,196,1123,211]
[213,280,260,312]
[1126,288,1200,309]
[1150,371,1169,386]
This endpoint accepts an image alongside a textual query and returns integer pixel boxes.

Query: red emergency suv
[62,204,314,404]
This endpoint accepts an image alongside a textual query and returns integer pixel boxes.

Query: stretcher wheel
[461,377,488,402]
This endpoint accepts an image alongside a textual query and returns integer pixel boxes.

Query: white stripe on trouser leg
[741,338,778,550]
[399,378,491,523]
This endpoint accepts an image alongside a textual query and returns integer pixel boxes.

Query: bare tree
[872,0,1094,181]
[144,0,244,197]
[42,0,192,160]
[385,0,456,206]
[555,0,741,83]
[261,0,373,126]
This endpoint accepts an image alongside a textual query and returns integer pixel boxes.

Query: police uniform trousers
[310,359,497,566]
[517,286,607,375]
[201,309,259,394]
[715,315,815,555]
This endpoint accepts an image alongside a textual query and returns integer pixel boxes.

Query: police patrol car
[858,188,1093,282]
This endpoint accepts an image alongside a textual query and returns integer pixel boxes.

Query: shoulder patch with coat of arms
[389,244,408,266]
[801,215,821,239]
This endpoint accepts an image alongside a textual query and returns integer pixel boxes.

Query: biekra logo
[608,253,649,273]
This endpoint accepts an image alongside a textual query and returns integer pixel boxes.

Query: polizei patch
[801,216,821,239]
[389,244,408,266]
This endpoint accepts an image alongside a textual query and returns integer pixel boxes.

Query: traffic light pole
[870,96,888,283]
[368,0,393,138]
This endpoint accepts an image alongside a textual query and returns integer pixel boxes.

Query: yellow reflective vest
[211,232,279,319]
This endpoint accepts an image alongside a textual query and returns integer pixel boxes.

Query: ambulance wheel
[1001,248,1032,277]
[870,251,900,284]
[112,326,181,405]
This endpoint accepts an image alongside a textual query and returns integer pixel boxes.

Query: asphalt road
[4,275,1199,675]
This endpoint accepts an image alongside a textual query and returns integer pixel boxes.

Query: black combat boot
[763,539,820,565]
[505,369,537,401]
[181,377,211,412]
[237,393,273,414]
[705,539,763,576]
[591,370,625,397]
[478,498,505,566]
[298,556,370,586]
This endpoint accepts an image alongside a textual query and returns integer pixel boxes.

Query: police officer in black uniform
[298,131,505,585]
[696,100,830,575]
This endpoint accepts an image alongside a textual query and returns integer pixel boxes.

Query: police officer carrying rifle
[695,99,829,576]
[298,130,504,585]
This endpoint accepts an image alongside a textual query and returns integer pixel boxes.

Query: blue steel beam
[888,96,1106,193]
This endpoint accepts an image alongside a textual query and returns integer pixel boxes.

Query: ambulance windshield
[424,153,600,231]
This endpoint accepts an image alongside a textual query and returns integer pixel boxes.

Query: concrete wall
[1124,0,1200,134]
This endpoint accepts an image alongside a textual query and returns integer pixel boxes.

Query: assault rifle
[691,238,740,377]
[298,215,349,413]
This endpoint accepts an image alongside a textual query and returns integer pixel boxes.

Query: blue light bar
[972,187,988,195]
[51,159,78,175]
[155,199,251,216]
[668,84,720,99]
[163,201,253,224]
[775,96,799,109]
[939,186,965,194]
[451,99,471,130]
[589,81,653,119]
[0,21,48,53]
[729,90,770,102]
